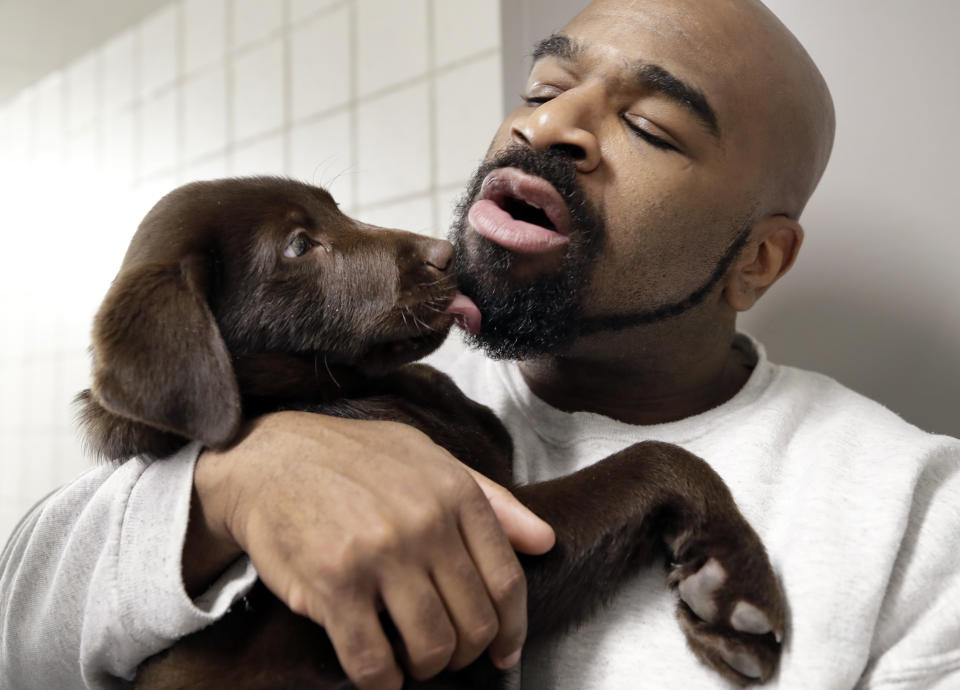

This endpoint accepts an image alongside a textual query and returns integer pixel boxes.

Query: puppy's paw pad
[720,645,765,680]
[731,601,773,636]
[677,557,726,623]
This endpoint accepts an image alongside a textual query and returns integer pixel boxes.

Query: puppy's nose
[423,239,454,272]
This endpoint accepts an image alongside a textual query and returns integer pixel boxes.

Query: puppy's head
[83,176,477,456]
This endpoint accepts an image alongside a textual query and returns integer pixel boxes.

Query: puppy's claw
[720,647,765,680]
[731,601,773,636]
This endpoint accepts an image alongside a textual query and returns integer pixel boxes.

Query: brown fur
[77,177,785,688]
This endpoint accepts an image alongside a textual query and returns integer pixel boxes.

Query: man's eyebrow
[532,33,580,62]
[531,34,721,138]
[635,63,719,137]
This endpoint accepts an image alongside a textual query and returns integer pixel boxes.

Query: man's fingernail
[497,649,522,669]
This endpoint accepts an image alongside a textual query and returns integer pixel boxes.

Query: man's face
[451,0,772,359]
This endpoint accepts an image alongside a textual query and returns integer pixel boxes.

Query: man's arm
[857,441,960,688]
[1,411,553,690]
[182,411,554,689]
[0,443,257,689]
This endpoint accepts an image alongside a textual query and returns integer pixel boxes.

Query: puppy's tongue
[444,293,482,335]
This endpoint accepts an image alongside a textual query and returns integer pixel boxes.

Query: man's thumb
[466,469,556,555]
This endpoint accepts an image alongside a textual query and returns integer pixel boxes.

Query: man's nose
[510,89,602,172]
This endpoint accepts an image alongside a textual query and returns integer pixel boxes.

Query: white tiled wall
[0,0,503,545]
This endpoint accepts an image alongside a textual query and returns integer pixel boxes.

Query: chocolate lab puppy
[77,177,785,688]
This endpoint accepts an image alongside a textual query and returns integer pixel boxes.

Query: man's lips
[467,168,572,254]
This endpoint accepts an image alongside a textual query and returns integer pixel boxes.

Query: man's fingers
[457,487,528,670]
[467,469,556,555]
[380,568,457,680]
[324,600,403,690]
[430,540,501,670]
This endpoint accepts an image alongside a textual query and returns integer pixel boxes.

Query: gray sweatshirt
[2,339,960,688]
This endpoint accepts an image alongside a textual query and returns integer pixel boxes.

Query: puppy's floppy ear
[90,253,242,448]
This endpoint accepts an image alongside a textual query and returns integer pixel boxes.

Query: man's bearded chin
[449,146,605,360]
[450,147,757,361]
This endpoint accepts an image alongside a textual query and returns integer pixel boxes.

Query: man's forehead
[558,1,739,79]
[558,0,797,95]
[562,0,708,53]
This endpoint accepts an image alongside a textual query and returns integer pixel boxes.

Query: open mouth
[467,168,572,254]
[501,195,556,230]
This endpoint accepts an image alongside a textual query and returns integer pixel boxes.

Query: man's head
[451,0,835,360]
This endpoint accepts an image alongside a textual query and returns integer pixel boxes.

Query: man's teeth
[527,200,541,210]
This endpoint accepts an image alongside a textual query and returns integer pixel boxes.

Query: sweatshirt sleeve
[0,443,258,689]
[859,439,960,688]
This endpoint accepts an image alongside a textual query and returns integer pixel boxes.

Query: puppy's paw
[667,529,786,685]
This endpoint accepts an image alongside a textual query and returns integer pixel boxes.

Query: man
[2,0,959,688]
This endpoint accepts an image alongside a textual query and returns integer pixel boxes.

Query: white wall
[499,0,589,116]
[739,0,960,438]
[501,0,960,438]
[0,0,503,544]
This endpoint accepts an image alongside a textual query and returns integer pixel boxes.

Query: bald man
[2,1,958,689]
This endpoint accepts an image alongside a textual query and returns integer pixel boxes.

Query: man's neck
[516,323,755,425]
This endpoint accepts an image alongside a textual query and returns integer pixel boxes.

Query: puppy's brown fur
[77,177,786,688]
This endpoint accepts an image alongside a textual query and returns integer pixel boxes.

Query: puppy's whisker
[423,301,448,315]
[322,354,341,388]
[413,315,431,333]
[420,276,454,289]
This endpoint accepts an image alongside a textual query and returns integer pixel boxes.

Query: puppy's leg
[513,441,785,686]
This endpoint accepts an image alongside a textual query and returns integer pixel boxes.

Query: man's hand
[183,411,555,690]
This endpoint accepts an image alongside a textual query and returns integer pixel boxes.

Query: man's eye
[283,232,312,258]
[522,95,553,107]
[624,118,679,152]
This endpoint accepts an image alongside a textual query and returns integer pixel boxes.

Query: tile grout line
[132,18,143,188]
[282,0,293,176]
[294,0,351,27]
[175,0,186,181]
[54,60,71,448]
[348,0,359,209]
[426,0,440,238]
[225,0,236,174]
[93,43,105,207]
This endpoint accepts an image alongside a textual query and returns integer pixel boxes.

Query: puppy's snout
[423,238,454,273]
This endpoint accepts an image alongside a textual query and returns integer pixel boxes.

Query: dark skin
[182,1,835,689]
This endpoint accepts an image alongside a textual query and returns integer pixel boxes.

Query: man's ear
[723,216,804,312]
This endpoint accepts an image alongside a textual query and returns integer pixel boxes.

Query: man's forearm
[1,444,256,687]
[183,454,245,597]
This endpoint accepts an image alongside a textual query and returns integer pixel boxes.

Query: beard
[450,146,605,360]
[450,146,753,360]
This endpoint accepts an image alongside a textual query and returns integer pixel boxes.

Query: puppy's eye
[283,232,313,258]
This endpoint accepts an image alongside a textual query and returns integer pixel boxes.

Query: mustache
[455,145,606,258]
[463,146,588,222]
